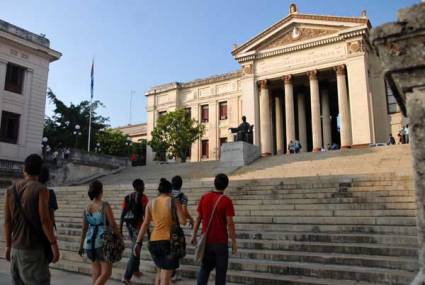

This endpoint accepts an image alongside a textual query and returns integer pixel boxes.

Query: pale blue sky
[0,0,418,127]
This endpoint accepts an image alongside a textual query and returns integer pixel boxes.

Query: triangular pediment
[232,11,370,58]
[254,24,343,52]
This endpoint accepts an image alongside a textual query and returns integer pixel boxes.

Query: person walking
[39,166,58,229]
[405,124,410,144]
[120,179,149,284]
[170,175,194,281]
[78,180,122,285]
[3,154,60,285]
[191,173,237,285]
[134,178,187,285]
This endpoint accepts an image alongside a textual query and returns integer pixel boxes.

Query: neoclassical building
[145,4,405,163]
[0,19,61,163]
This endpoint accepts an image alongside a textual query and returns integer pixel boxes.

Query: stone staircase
[231,144,413,180]
[0,173,419,284]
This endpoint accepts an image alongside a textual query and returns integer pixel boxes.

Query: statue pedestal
[220,141,260,167]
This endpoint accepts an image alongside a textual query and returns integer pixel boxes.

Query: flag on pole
[90,59,94,99]
[88,58,94,152]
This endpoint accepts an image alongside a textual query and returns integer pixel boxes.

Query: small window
[184,107,191,119]
[5,63,25,94]
[186,145,191,158]
[220,137,227,146]
[219,102,227,120]
[201,139,209,158]
[158,111,166,117]
[201,105,209,123]
[0,111,20,144]
[385,81,400,114]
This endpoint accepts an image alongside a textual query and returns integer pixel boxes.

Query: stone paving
[0,259,122,285]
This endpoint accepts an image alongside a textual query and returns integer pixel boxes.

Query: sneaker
[121,278,131,284]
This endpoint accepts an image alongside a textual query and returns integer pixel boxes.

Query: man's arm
[190,215,202,245]
[3,190,11,261]
[227,216,237,254]
[120,199,127,234]
[39,188,60,263]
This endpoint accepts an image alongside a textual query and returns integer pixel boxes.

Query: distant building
[0,19,61,163]
[113,123,147,143]
[145,4,405,163]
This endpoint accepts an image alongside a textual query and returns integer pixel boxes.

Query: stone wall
[370,2,425,284]
[48,149,129,186]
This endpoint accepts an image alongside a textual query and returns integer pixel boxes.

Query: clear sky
[0,0,418,128]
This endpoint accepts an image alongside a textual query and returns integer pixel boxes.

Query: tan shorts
[11,248,50,285]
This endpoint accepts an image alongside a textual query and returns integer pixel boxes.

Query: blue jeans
[197,243,228,285]
[123,225,140,280]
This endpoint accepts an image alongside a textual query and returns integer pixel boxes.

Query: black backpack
[123,192,144,227]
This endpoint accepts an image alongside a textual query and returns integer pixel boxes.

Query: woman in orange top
[134,178,186,285]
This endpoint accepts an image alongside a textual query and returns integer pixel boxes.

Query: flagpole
[88,58,94,152]
[88,99,93,152]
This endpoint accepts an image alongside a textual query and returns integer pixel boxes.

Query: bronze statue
[229,116,254,144]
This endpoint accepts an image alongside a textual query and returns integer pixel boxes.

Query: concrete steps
[0,173,419,284]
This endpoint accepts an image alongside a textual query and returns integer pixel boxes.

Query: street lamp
[95,142,101,153]
[73,124,82,147]
[125,139,132,156]
[42,137,48,159]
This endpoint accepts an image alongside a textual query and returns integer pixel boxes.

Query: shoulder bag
[194,194,224,264]
[170,197,186,259]
[102,202,125,263]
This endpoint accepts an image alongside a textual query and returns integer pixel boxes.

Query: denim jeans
[123,225,140,280]
[197,243,228,285]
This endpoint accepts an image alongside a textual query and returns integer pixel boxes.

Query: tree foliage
[149,109,205,162]
[95,129,132,156]
[43,88,109,150]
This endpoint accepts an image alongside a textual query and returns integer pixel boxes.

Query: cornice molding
[146,70,241,96]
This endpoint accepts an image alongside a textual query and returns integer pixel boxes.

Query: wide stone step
[35,235,418,272]
[53,226,417,246]
[24,214,415,227]
[54,249,415,284]
[49,195,417,206]
[51,208,416,219]
[48,237,418,258]
[32,201,417,212]
[51,257,383,285]
[47,219,416,235]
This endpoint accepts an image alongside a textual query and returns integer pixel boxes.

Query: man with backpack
[120,179,149,284]
[170,175,194,281]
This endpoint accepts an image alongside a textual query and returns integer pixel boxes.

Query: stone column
[275,95,284,154]
[297,93,307,152]
[335,65,352,148]
[321,89,332,149]
[259,80,272,155]
[0,60,7,124]
[284,75,296,147]
[308,70,322,152]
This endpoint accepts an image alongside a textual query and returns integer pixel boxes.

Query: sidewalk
[0,259,122,284]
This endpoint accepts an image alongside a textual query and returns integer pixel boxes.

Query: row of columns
[258,65,352,155]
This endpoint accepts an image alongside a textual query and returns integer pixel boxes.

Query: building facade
[145,4,405,163]
[0,19,61,163]
[113,123,147,143]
